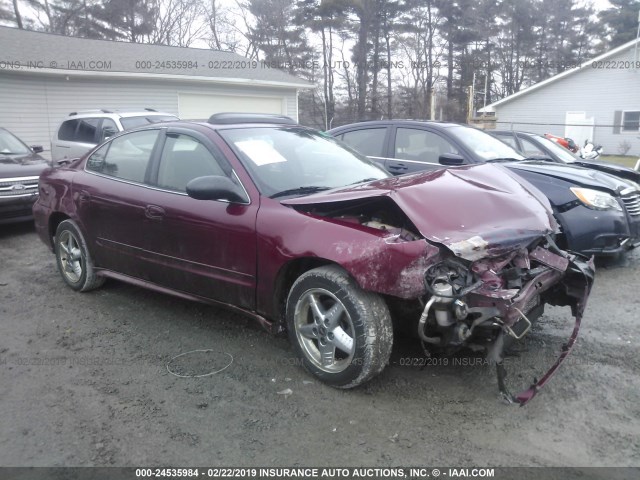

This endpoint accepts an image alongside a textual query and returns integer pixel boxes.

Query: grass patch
[599,155,639,169]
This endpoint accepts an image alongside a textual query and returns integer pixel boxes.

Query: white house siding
[492,47,640,156]
[0,71,299,158]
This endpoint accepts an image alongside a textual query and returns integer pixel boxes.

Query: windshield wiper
[270,186,331,199]
[348,177,379,185]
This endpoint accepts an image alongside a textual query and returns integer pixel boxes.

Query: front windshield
[219,126,389,197]
[535,135,578,163]
[0,129,31,155]
[448,126,525,161]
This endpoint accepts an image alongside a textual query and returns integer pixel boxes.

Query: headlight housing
[570,187,622,211]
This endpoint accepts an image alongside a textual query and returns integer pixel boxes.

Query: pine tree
[93,0,156,42]
[0,0,14,24]
[247,0,313,77]
[600,0,640,48]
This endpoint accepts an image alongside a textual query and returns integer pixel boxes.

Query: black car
[492,130,640,183]
[329,120,640,256]
[0,128,49,224]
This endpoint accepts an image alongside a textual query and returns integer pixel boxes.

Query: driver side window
[156,134,226,193]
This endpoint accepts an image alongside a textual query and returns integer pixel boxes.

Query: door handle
[145,205,165,220]
[78,190,91,202]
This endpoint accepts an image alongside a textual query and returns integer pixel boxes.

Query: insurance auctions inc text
[256,468,495,478]
[158,468,497,478]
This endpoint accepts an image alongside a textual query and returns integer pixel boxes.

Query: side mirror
[31,145,44,153]
[186,176,246,203]
[438,153,465,166]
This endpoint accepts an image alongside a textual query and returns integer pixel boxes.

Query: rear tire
[286,265,393,388]
[55,219,105,292]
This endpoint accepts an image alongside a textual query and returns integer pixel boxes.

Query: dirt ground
[1,222,639,468]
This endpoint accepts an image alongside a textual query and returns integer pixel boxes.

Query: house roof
[480,38,640,112]
[0,26,312,89]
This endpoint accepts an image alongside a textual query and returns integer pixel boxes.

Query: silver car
[51,109,178,162]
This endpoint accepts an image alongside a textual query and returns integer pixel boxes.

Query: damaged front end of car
[282,165,595,403]
[416,236,594,405]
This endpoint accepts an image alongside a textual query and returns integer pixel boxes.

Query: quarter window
[395,128,459,164]
[341,128,387,157]
[622,111,640,132]
[58,119,79,141]
[156,134,226,192]
[86,129,159,183]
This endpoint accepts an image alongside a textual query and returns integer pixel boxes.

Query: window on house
[622,111,640,132]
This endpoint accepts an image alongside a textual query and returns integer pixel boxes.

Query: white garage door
[178,93,285,120]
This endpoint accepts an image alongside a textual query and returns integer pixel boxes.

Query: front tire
[55,219,105,292]
[286,265,393,388]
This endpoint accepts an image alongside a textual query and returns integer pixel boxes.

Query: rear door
[77,128,163,278]
[53,117,102,161]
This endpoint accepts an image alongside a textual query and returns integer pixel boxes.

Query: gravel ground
[0,222,639,468]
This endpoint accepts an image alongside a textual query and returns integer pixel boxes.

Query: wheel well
[272,257,336,327]
[48,212,70,248]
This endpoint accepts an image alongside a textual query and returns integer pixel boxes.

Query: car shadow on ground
[0,221,36,239]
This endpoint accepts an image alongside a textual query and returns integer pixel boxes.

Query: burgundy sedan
[33,114,594,404]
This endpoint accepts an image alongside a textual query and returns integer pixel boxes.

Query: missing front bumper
[497,254,595,406]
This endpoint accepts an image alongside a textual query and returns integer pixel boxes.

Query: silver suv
[51,109,178,161]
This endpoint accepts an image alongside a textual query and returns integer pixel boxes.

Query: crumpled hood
[283,164,556,259]
[508,161,634,193]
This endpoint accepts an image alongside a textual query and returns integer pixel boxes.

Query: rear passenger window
[341,128,386,157]
[86,130,159,183]
[76,118,100,144]
[58,120,79,141]
[157,134,226,192]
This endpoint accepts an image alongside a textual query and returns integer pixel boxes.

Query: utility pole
[635,10,640,66]
[430,89,436,121]
[483,73,488,112]
[467,85,474,124]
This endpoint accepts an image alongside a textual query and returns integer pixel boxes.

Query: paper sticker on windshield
[236,140,287,166]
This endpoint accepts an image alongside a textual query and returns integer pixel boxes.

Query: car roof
[330,119,462,131]
[111,120,312,135]
[493,130,540,137]
[66,109,176,119]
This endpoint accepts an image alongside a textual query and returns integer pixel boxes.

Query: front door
[138,130,258,310]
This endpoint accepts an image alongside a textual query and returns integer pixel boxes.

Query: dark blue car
[329,120,640,256]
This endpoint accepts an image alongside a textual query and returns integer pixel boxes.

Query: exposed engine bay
[415,243,593,404]
[294,197,595,405]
